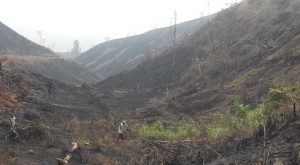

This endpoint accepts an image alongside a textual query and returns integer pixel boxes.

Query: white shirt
[118,122,125,133]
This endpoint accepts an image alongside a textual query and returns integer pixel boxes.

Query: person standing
[117,121,127,141]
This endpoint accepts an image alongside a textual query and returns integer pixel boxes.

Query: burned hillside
[0,0,300,164]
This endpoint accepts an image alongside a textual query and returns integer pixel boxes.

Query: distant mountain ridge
[75,15,215,78]
[0,22,55,56]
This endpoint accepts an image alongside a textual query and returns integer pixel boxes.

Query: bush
[207,85,299,139]
[207,101,267,139]
[268,87,289,102]
[136,120,198,140]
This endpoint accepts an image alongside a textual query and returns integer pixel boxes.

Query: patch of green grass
[207,85,300,139]
[136,120,198,140]
[207,100,267,139]
[206,127,224,137]
[227,68,260,88]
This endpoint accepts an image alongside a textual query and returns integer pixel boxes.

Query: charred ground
[1,0,300,164]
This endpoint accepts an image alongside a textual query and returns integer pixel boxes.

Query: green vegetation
[136,120,198,140]
[265,85,299,118]
[271,85,298,101]
[207,85,299,139]
[228,68,260,88]
[206,101,266,138]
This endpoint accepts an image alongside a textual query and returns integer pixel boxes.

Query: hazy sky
[1,0,237,52]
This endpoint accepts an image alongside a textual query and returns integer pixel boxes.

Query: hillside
[0,22,101,84]
[1,55,102,85]
[0,22,54,56]
[75,15,214,78]
[94,0,300,162]
[56,51,73,59]
[97,0,300,116]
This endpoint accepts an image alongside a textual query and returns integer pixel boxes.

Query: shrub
[263,84,299,118]
[207,100,267,139]
[233,97,251,118]
[268,87,289,102]
[207,85,299,139]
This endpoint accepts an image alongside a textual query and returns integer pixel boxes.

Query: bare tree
[37,31,43,45]
[52,43,55,51]
[42,39,46,46]
[207,0,210,16]
[172,10,177,68]
[71,40,81,57]
[104,35,111,42]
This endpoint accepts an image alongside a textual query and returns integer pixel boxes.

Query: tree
[104,35,111,42]
[37,31,42,45]
[172,10,177,68]
[71,40,81,57]
[52,43,56,51]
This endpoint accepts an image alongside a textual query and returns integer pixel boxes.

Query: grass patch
[228,68,260,88]
[207,85,299,139]
[206,103,266,139]
[136,120,198,140]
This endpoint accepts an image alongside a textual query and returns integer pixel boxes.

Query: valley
[1,0,300,164]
